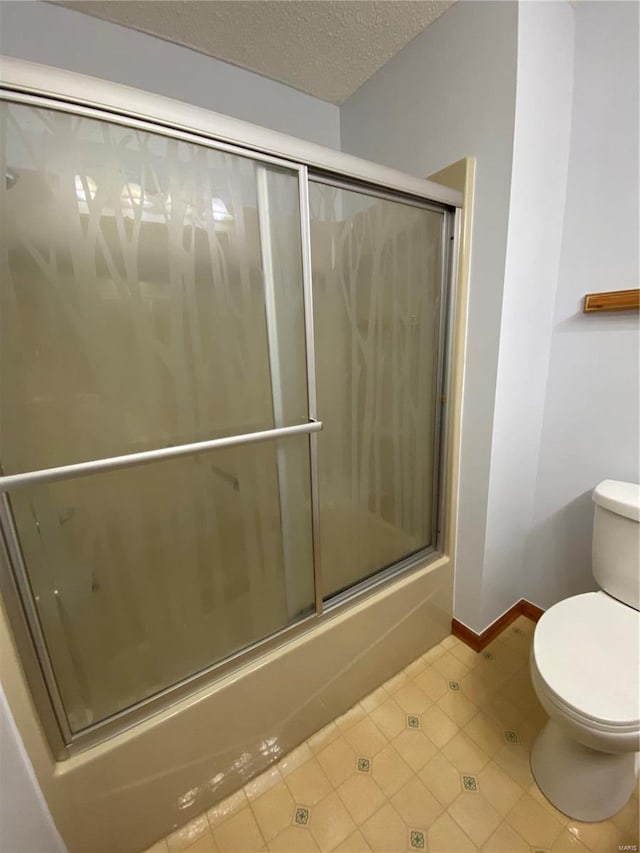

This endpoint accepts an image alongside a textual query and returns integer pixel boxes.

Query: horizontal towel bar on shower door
[0,419,323,492]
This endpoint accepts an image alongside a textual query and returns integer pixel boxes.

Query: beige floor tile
[565,818,633,852]
[442,732,490,775]
[420,703,459,748]
[459,672,493,708]
[480,820,529,852]
[369,697,407,740]
[421,644,446,664]
[384,670,411,694]
[418,751,463,807]
[212,806,265,853]
[483,692,527,728]
[143,840,169,853]
[506,792,564,849]
[392,682,432,715]
[448,791,502,846]
[440,635,458,649]
[450,641,482,669]
[278,743,314,778]
[404,655,427,680]
[432,651,472,682]
[413,666,449,703]
[208,789,249,829]
[284,758,332,807]
[332,830,372,853]
[390,776,443,827]
[476,761,524,817]
[370,744,413,798]
[550,827,591,852]
[336,773,386,825]
[391,729,438,772]
[492,742,534,790]
[335,704,367,733]
[360,686,389,714]
[436,691,479,727]
[360,803,408,853]
[343,717,388,757]
[268,825,320,853]
[245,765,283,801]
[316,736,358,788]
[182,831,219,853]
[427,811,477,853]
[464,711,509,756]
[250,782,295,843]
[611,787,640,836]
[308,791,357,853]
[308,722,341,754]
[168,815,210,852]
[502,671,540,715]
[516,715,544,750]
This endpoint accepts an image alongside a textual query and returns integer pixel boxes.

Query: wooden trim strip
[452,599,544,651]
[583,289,640,313]
[521,599,544,623]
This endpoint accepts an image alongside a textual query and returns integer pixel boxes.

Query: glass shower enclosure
[0,94,454,753]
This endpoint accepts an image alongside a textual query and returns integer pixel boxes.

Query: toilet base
[531,719,638,821]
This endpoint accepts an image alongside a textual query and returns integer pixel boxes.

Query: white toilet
[530,479,640,822]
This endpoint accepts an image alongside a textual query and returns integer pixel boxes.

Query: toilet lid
[533,592,640,726]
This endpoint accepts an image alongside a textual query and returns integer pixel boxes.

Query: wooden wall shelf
[583,288,640,313]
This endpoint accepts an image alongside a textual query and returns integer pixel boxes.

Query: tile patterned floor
[144,616,640,853]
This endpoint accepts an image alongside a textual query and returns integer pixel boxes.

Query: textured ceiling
[54,1,455,104]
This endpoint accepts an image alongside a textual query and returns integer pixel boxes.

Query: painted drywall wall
[481,1,575,627]
[0,687,66,853]
[0,1,340,150]
[341,0,518,632]
[523,1,640,608]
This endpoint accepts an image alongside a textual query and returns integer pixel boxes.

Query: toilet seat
[532,591,640,729]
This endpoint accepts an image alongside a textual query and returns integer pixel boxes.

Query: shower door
[309,179,447,600]
[0,101,317,735]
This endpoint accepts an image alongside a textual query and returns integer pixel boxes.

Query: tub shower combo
[0,59,461,851]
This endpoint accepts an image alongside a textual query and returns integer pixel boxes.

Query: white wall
[523,0,640,609]
[341,0,519,633]
[0,687,66,853]
[481,1,575,627]
[0,1,340,150]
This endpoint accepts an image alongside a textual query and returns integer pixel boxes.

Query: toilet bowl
[530,480,640,822]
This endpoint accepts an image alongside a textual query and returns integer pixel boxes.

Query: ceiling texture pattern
[54,1,455,104]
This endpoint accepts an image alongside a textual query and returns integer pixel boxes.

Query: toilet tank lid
[593,480,640,522]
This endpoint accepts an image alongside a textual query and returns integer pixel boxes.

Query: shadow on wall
[524,489,596,608]
[554,309,640,335]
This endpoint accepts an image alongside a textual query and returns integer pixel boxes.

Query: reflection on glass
[0,102,308,474]
[9,436,314,732]
[310,183,444,599]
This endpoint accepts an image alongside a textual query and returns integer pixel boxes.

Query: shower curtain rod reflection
[0,419,323,492]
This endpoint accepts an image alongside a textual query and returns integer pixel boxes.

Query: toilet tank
[592,480,640,611]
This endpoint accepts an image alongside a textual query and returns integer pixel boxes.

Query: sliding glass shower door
[0,91,454,750]
[0,102,316,732]
[309,180,446,599]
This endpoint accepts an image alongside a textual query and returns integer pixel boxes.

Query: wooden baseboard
[452,599,544,652]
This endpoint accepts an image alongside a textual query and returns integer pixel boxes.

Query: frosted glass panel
[0,102,308,474]
[310,183,444,599]
[9,436,314,732]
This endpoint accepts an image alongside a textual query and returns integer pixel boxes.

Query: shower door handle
[0,419,323,493]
